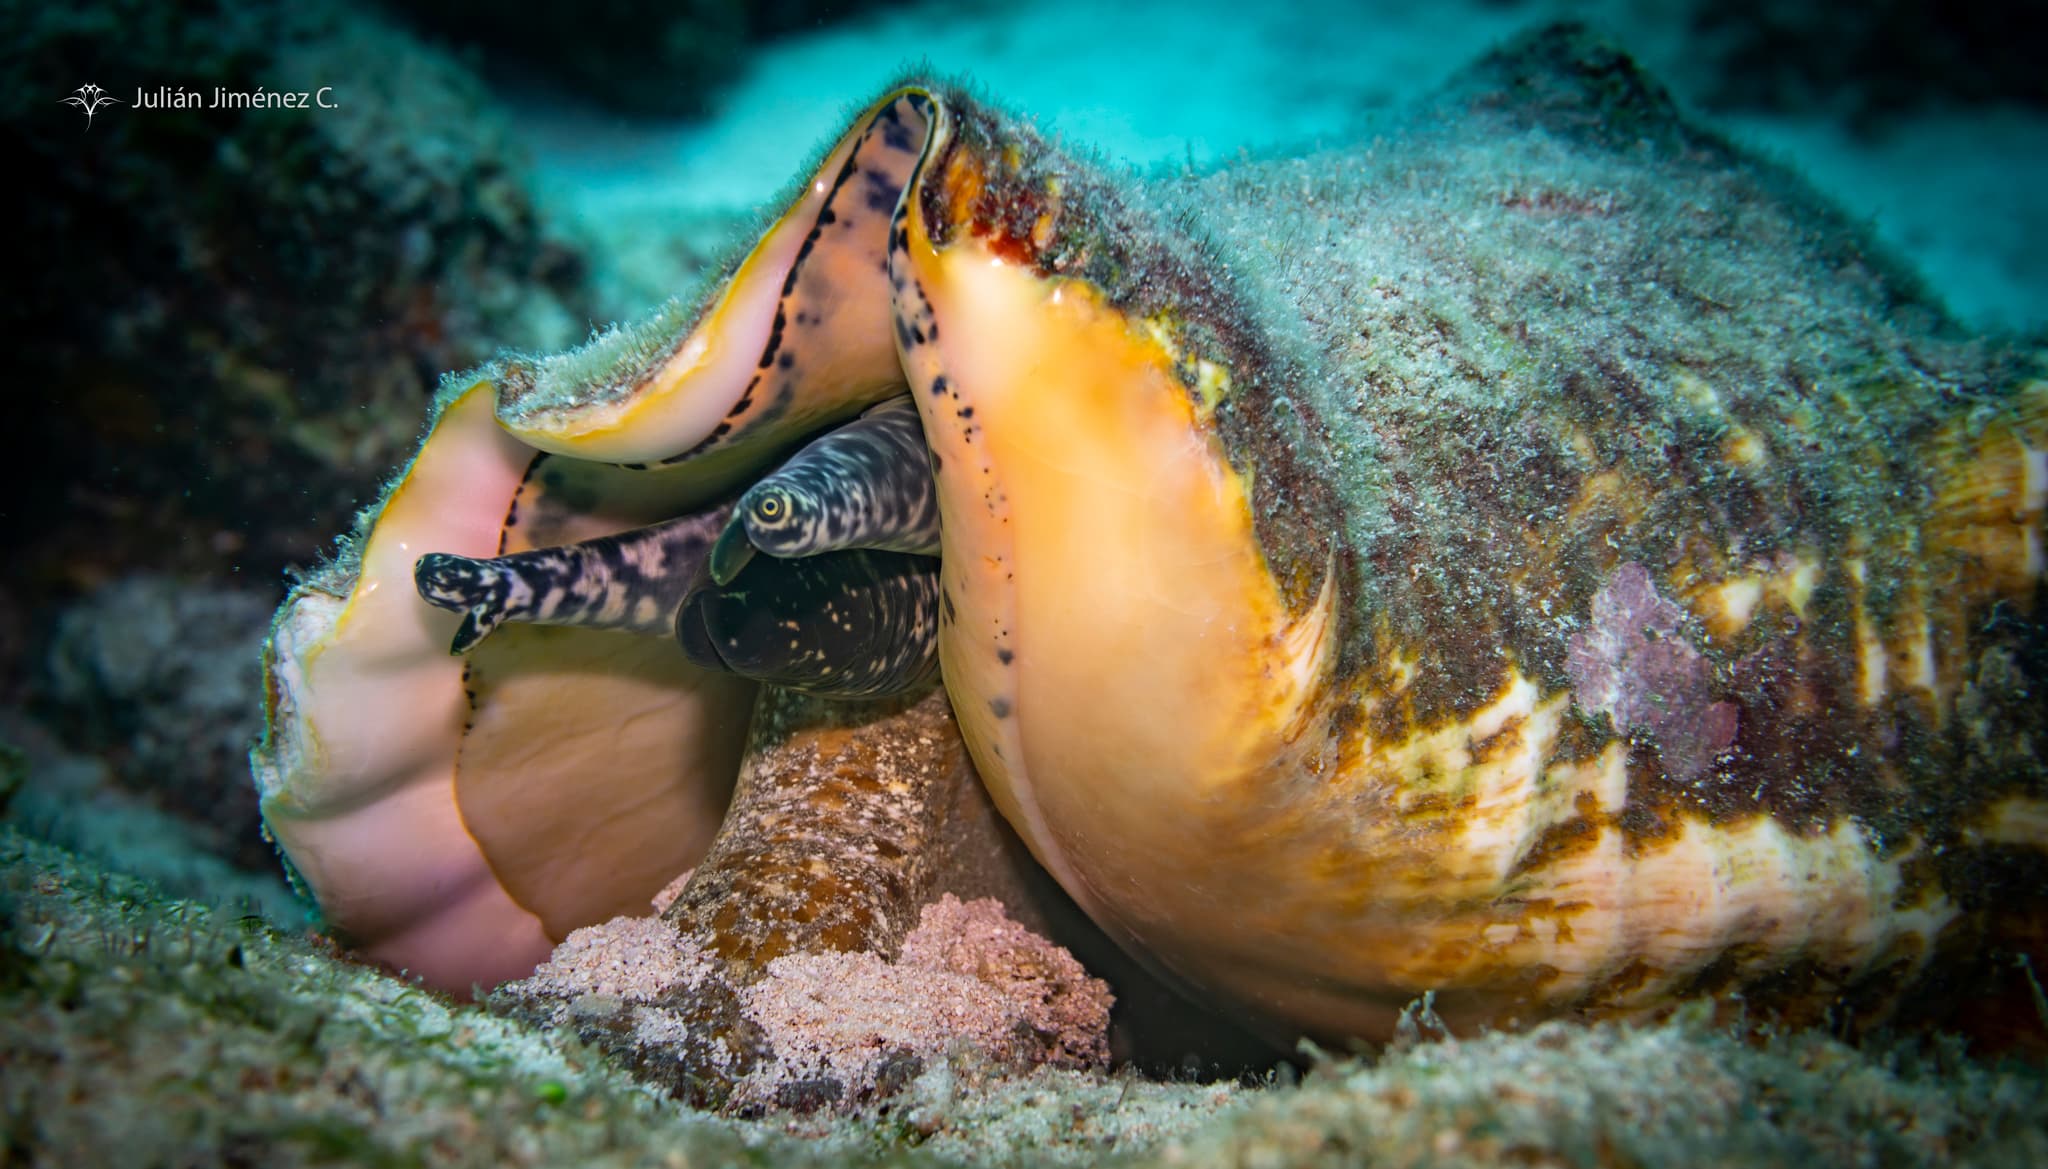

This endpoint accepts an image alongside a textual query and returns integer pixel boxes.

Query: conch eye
[754,493,788,522]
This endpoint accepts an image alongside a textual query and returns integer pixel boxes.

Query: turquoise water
[508,0,2048,332]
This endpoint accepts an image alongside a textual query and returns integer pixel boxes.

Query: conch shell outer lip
[255,380,753,991]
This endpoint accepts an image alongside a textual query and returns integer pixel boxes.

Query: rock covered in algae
[3,0,590,615]
[41,576,276,870]
[0,710,298,923]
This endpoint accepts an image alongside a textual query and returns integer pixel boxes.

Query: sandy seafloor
[511,0,2047,334]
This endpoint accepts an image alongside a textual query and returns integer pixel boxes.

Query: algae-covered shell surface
[254,25,2047,1041]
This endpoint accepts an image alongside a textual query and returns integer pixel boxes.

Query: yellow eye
[757,495,783,519]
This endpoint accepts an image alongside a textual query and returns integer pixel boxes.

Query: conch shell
[256,26,2048,1041]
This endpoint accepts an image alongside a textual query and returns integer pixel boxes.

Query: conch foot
[666,685,966,979]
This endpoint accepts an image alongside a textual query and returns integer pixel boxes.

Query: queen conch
[254,27,2048,1043]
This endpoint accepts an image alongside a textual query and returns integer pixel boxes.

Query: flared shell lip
[495,86,945,467]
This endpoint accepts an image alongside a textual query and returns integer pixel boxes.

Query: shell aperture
[708,393,942,585]
[676,547,940,697]
[254,382,754,993]
[408,394,946,693]
[413,504,730,654]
